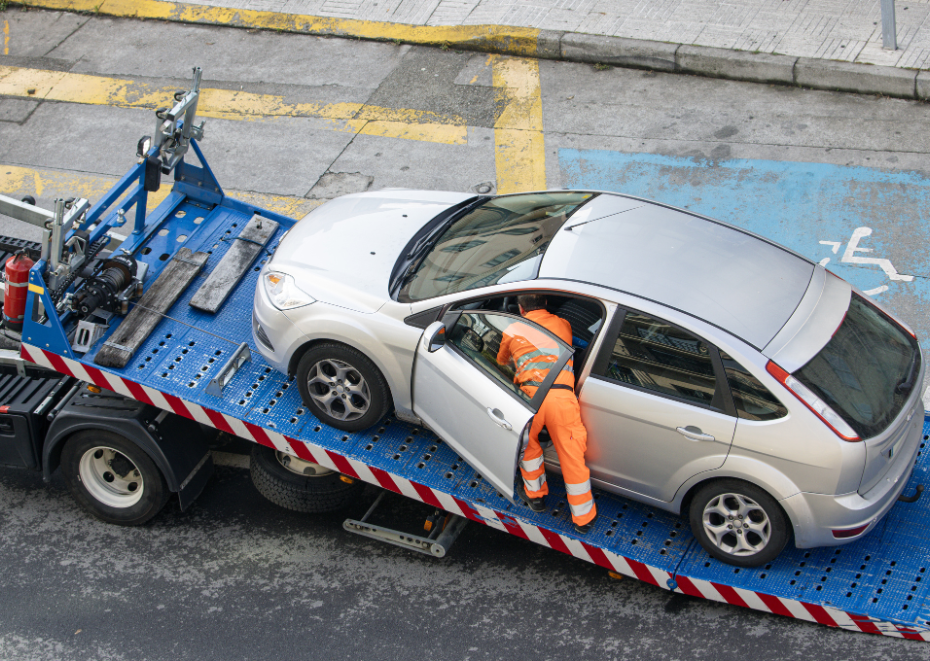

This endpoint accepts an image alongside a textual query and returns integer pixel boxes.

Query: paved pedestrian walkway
[180,0,930,71]
[9,0,930,97]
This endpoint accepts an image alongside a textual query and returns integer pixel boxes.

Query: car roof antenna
[564,205,645,232]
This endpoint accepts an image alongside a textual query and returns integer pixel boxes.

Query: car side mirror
[425,321,446,353]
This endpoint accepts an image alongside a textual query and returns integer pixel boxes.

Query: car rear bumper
[783,404,924,549]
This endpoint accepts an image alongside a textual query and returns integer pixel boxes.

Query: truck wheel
[688,479,789,568]
[60,430,169,526]
[296,343,391,432]
[250,444,365,513]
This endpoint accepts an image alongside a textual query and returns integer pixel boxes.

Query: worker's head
[517,294,546,317]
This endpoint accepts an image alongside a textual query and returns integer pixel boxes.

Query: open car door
[412,311,574,502]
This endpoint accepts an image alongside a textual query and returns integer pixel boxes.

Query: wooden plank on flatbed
[189,214,279,314]
[95,247,209,368]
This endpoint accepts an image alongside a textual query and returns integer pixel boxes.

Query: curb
[548,33,924,101]
[8,0,928,101]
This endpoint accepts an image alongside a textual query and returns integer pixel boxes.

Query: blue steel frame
[21,139,291,358]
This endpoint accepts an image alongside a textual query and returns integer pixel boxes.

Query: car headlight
[263,272,315,310]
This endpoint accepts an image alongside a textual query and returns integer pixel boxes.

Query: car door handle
[676,426,715,442]
[486,407,513,431]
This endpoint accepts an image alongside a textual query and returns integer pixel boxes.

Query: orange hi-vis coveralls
[497,309,597,526]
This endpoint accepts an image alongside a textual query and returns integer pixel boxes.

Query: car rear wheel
[296,343,391,432]
[689,479,789,567]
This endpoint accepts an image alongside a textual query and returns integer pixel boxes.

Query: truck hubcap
[79,447,144,508]
[275,451,334,477]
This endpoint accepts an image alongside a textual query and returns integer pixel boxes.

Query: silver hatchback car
[252,189,925,567]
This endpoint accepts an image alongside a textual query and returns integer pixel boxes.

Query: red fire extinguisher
[3,251,34,332]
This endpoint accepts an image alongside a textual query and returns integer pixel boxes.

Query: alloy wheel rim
[701,492,771,556]
[306,358,371,422]
[78,446,144,508]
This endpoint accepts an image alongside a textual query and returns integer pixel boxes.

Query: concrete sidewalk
[8,0,930,98]
[229,0,930,69]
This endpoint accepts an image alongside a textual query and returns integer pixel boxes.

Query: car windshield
[794,294,920,439]
[397,192,595,302]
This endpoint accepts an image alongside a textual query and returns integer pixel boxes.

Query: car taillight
[766,361,860,442]
[832,523,871,539]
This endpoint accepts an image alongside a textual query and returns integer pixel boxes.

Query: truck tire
[249,444,365,513]
[60,430,170,526]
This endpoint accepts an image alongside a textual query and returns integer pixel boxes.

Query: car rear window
[794,294,920,439]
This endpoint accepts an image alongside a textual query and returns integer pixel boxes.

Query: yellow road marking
[0,66,468,145]
[359,120,469,144]
[16,0,541,57]
[1,0,547,194]
[0,56,547,197]
[0,165,323,219]
[492,56,546,194]
[3,20,9,56]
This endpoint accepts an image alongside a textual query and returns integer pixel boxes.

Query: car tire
[296,343,391,432]
[60,430,170,526]
[689,479,789,568]
[249,444,365,513]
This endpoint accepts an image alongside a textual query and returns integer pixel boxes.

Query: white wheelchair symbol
[819,227,913,296]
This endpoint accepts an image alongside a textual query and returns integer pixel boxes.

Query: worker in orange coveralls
[497,294,598,534]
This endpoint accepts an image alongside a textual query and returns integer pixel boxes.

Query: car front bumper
[251,279,311,376]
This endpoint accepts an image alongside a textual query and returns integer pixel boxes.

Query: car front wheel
[689,479,789,567]
[296,343,391,432]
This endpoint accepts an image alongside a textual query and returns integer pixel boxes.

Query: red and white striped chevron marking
[20,343,930,642]
[674,576,930,640]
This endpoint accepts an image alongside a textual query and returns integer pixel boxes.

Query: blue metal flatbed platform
[14,110,930,641]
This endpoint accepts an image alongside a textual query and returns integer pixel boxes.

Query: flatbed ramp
[17,198,930,641]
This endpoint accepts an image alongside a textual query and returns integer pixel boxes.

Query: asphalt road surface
[3,8,930,660]
[4,460,930,661]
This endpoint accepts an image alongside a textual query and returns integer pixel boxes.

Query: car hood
[269,189,472,313]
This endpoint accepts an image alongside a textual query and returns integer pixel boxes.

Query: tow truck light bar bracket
[153,67,204,174]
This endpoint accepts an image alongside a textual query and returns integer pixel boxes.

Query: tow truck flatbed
[12,69,930,642]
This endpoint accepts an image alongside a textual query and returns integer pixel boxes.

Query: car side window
[447,311,572,406]
[719,351,788,421]
[595,311,720,409]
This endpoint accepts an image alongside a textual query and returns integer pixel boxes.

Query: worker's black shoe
[574,516,597,535]
[517,485,546,512]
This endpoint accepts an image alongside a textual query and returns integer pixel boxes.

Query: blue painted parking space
[559,150,930,361]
